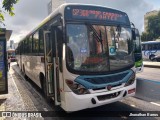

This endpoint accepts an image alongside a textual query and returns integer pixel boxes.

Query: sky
[1,0,160,43]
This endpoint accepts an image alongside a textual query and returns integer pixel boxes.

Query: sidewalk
[143,61,160,68]
[0,64,41,120]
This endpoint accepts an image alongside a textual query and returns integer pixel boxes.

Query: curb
[144,64,160,68]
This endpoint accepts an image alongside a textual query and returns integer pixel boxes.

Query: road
[9,64,160,120]
[136,67,160,106]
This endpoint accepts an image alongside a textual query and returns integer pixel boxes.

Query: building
[144,10,159,32]
[48,0,66,14]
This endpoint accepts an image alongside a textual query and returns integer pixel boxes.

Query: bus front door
[43,30,60,105]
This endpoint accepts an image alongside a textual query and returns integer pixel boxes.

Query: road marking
[150,102,160,107]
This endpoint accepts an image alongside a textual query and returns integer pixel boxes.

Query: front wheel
[40,74,52,102]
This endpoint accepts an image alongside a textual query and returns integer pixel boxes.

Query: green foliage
[2,0,19,16]
[141,32,154,42]
[0,0,19,24]
[142,11,160,41]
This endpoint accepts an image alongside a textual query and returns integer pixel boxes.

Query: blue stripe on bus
[75,70,134,89]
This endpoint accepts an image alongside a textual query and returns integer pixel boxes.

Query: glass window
[39,30,44,54]
[144,44,148,50]
[142,44,145,50]
[24,39,28,54]
[159,43,160,49]
[33,32,39,53]
[66,24,134,73]
[28,36,32,53]
[148,44,152,50]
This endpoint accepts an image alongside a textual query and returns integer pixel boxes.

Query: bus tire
[39,73,51,102]
[22,65,28,79]
[149,54,155,61]
[17,61,19,66]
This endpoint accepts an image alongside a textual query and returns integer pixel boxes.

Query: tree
[147,14,160,39]
[0,0,19,25]
[141,11,160,41]
[141,32,154,42]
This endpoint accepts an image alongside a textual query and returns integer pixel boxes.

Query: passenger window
[28,36,32,53]
[39,30,44,54]
[142,45,144,50]
[33,32,39,53]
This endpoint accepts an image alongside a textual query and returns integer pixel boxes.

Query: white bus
[16,3,141,112]
[142,41,160,62]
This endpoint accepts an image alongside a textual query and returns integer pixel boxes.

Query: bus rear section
[142,41,160,62]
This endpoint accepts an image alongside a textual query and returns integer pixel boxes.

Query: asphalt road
[136,67,160,105]
[10,64,160,120]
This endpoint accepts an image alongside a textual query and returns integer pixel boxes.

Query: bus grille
[84,72,128,84]
[97,91,121,101]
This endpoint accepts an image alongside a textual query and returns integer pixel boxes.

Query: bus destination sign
[72,9,122,21]
[65,5,130,25]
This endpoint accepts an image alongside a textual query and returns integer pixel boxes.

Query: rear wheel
[22,65,28,79]
[149,54,155,61]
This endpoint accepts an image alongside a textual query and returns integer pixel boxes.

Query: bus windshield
[66,24,134,73]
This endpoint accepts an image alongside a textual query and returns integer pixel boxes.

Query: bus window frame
[64,21,134,75]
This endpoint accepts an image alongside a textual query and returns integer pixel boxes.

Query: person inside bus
[8,57,11,70]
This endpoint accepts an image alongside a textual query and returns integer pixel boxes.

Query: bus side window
[142,44,145,50]
[159,43,160,50]
[145,44,148,50]
[39,30,44,54]
[152,44,156,50]
[28,36,32,54]
[57,26,63,72]
[148,44,152,50]
[24,39,28,54]
[33,31,39,54]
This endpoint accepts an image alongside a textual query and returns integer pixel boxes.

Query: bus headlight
[125,73,136,87]
[66,79,90,95]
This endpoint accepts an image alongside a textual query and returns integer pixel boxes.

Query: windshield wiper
[85,23,104,52]
[87,23,103,43]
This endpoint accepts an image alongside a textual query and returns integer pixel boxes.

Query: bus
[15,3,142,112]
[142,41,160,62]
[7,49,16,62]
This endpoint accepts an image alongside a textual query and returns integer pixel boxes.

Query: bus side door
[43,18,63,106]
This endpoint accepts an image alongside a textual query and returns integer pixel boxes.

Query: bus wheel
[40,73,51,102]
[22,65,28,79]
[149,54,155,61]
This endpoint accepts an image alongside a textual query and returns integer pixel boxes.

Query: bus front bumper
[61,81,136,112]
